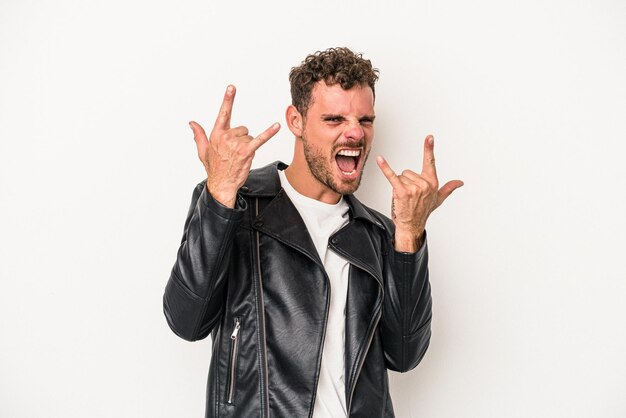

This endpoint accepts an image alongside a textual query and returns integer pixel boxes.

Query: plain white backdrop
[1,0,625,417]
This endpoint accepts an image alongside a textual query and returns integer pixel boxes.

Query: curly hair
[289,47,379,117]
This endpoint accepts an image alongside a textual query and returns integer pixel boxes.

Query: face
[299,82,375,195]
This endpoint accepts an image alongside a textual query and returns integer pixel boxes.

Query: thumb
[189,121,209,160]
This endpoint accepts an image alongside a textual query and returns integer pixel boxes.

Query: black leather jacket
[163,161,432,418]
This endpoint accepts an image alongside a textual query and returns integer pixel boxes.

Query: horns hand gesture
[190,85,280,208]
[376,135,463,252]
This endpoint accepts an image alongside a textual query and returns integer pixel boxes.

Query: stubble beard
[301,131,370,196]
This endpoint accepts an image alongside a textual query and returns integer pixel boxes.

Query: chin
[328,170,364,195]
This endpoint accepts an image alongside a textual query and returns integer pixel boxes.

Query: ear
[285,105,304,137]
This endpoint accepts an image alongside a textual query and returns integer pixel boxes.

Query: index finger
[421,135,438,179]
[376,156,404,189]
[213,85,236,131]
[249,122,281,151]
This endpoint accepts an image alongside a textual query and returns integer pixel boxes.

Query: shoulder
[344,194,395,238]
[240,161,286,197]
[363,205,396,236]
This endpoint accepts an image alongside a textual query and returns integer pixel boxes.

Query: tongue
[336,155,357,173]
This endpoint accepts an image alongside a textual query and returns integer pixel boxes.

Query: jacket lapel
[242,161,322,267]
[330,220,383,288]
[253,188,323,268]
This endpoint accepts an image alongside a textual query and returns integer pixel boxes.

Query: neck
[285,140,341,204]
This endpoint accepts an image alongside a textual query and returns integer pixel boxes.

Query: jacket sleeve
[379,231,432,372]
[163,181,247,341]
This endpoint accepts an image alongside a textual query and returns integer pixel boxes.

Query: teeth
[337,149,361,157]
[341,170,356,175]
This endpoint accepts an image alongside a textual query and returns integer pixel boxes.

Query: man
[163,47,463,418]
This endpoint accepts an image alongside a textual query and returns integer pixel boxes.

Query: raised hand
[376,135,463,252]
[190,85,281,208]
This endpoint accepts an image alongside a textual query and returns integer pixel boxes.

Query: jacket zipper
[329,242,384,416]
[346,309,381,415]
[308,246,332,418]
[255,199,271,418]
[227,317,241,404]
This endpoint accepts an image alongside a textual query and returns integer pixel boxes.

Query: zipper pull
[231,318,241,340]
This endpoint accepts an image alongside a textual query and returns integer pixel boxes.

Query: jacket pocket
[226,316,241,404]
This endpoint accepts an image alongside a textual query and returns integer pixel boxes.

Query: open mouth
[335,149,361,176]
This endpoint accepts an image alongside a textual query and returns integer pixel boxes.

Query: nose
[343,121,365,142]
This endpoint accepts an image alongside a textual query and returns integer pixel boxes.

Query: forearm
[381,233,432,372]
[163,181,245,341]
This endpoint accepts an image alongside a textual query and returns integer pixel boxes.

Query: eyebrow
[320,114,376,121]
[321,114,345,120]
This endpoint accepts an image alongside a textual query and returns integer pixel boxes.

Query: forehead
[309,81,375,115]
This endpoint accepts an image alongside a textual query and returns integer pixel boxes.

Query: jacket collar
[241,161,384,230]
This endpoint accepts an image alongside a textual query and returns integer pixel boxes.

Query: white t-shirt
[278,169,350,418]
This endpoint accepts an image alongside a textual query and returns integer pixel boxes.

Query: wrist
[394,227,424,253]
[207,184,237,208]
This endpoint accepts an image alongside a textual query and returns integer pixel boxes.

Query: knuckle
[233,125,248,136]
[424,178,438,190]
[236,146,249,157]
[395,188,407,198]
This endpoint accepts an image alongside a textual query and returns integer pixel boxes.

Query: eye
[360,118,375,126]
[324,116,344,124]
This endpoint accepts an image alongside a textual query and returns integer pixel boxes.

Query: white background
[1,0,625,417]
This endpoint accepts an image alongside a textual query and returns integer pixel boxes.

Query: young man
[163,47,463,418]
